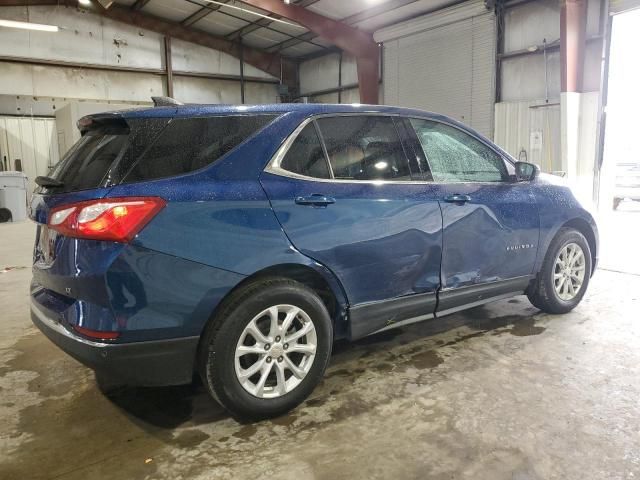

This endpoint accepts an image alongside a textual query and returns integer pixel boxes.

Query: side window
[410,119,507,183]
[124,115,275,183]
[280,123,331,179]
[316,116,410,181]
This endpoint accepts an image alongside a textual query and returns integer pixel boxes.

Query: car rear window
[43,120,132,194]
[124,115,276,183]
[40,114,276,194]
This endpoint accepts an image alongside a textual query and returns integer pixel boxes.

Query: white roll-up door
[375,1,496,138]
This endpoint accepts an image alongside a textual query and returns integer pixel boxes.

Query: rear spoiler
[151,96,183,107]
[77,114,129,135]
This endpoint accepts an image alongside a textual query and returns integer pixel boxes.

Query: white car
[614,162,640,209]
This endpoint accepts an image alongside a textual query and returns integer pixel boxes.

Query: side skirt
[348,276,532,340]
[349,291,437,340]
[436,275,532,317]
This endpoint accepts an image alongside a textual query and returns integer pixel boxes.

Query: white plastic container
[0,171,29,222]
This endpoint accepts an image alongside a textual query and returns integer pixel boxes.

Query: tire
[527,227,592,314]
[0,208,12,223]
[613,197,622,210]
[198,277,333,420]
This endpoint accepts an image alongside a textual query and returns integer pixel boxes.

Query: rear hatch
[31,111,277,338]
[30,114,163,332]
[31,114,163,270]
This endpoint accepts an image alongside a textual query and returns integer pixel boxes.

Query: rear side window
[316,116,410,181]
[280,123,331,179]
[41,114,275,193]
[124,115,276,183]
[410,119,507,183]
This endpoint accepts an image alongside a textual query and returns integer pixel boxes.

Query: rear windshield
[40,114,277,194]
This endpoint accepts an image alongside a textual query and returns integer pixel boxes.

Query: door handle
[443,194,471,204]
[295,194,336,207]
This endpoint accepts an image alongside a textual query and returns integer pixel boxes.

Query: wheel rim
[234,304,317,399]
[553,242,586,301]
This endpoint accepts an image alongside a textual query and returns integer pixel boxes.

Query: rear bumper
[31,300,199,386]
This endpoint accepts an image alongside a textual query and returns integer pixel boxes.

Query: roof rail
[151,96,184,107]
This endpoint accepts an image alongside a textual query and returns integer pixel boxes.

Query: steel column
[164,36,174,98]
[560,0,588,92]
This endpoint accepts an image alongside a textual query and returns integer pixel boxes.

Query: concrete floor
[1,218,639,480]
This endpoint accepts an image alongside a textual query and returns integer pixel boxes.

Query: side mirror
[514,161,540,182]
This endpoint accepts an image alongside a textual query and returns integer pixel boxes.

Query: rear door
[260,115,443,338]
[406,118,540,314]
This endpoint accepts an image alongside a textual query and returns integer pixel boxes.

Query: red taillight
[73,325,120,341]
[48,197,166,243]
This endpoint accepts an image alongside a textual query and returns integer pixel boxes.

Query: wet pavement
[1,221,639,479]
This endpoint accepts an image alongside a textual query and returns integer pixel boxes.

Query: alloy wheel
[553,242,586,301]
[234,304,317,399]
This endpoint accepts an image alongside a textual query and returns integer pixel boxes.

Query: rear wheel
[198,277,332,420]
[527,228,592,314]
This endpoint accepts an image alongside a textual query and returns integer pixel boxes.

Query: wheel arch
[201,262,350,342]
[562,217,598,275]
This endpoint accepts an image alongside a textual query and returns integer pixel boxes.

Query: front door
[406,118,540,314]
[260,115,443,338]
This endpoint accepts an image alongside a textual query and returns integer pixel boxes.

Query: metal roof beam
[237,0,379,103]
[180,0,232,27]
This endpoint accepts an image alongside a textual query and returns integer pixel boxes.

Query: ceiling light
[374,161,388,170]
[0,19,59,32]
[284,0,291,4]
[79,0,92,5]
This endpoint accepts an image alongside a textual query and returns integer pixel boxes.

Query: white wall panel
[170,39,275,79]
[299,53,342,95]
[173,77,242,104]
[299,53,359,101]
[501,51,561,102]
[0,6,164,70]
[504,0,559,52]
[0,4,277,111]
[244,83,279,104]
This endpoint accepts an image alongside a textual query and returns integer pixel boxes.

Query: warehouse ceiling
[110,0,457,59]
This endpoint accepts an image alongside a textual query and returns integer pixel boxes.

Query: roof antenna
[151,96,184,107]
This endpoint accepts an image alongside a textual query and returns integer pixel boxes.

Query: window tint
[42,115,275,193]
[316,116,410,181]
[124,115,276,183]
[280,123,330,179]
[43,122,130,193]
[410,119,507,183]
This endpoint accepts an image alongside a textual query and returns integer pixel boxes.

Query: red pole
[561,0,588,92]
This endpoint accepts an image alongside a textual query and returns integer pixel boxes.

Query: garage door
[375,1,496,138]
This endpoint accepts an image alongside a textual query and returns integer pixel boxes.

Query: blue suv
[30,103,598,419]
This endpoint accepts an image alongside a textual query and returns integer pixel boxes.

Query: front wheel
[527,228,592,314]
[198,277,332,420]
